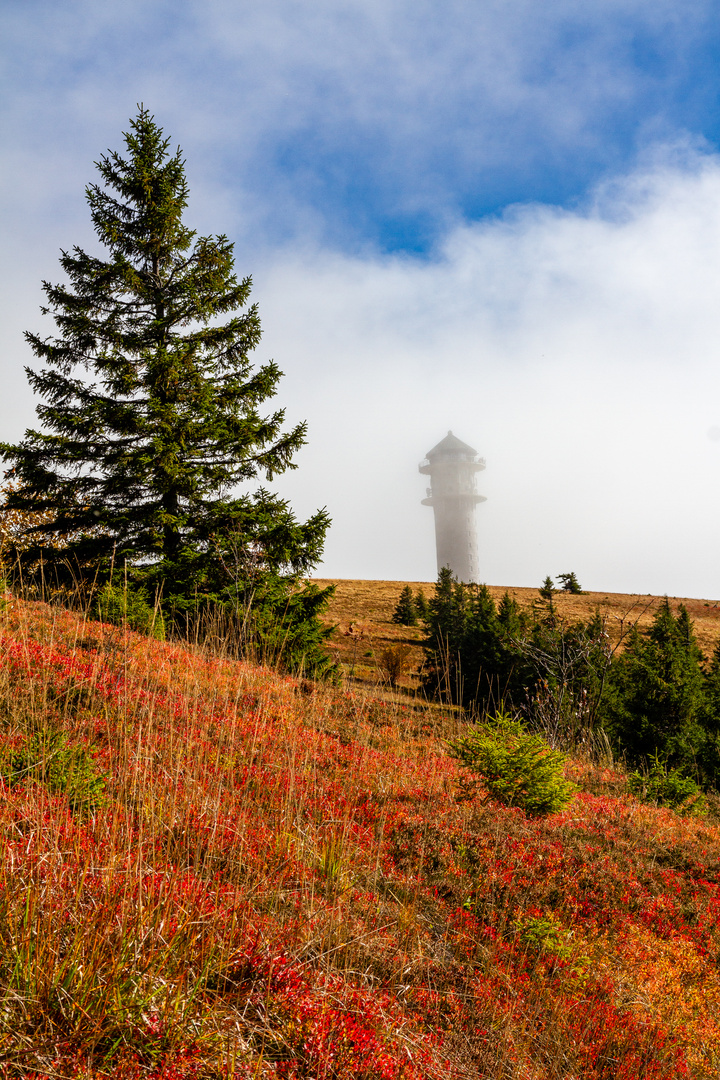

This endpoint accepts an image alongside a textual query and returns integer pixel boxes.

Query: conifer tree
[539,576,556,601]
[557,571,583,594]
[414,588,429,622]
[602,599,706,770]
[704,641,720,727]
[422,571,528,712]
[392,585,418,626]
[1,109,333,672]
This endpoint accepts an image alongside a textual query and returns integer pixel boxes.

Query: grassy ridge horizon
[312,577,720,695]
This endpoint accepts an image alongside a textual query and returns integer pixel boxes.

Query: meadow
[2,583,720,1077]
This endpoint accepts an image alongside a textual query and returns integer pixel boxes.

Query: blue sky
[5,0,720,251]
[3,1,720,595]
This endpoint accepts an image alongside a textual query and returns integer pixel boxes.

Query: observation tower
[419,431,486,583]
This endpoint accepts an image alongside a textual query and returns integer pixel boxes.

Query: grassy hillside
[2,590,720,1076]
[313,577,720,691]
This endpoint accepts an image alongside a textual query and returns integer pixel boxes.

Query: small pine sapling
[392,585,418,626]
[539,576,556,601]
[414,588,429,621]
[1,729,107,816]
[93,582,165,639]
[627,753,707,816]
[447,710,576,816]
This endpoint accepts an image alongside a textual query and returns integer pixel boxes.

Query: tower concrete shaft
[420,431,486,583]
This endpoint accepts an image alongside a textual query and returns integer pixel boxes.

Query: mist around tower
[420,431,485,584]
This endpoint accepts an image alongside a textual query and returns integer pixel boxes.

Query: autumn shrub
[380,643,413,687]
[447,710,576,816]
[627,753,707,817]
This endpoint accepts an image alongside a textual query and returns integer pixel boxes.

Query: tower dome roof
[425,430,478,459]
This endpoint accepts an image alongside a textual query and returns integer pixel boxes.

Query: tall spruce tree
[1,109,333,673]
[601,599,706,772]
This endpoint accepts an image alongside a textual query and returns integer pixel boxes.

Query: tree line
[415,567,720,795]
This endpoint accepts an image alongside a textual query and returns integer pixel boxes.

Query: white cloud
[249,148,720,596]
[3,2,720,597]
[4,113,720,596]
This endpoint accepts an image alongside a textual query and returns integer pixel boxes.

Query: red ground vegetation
[1,594,719,1077]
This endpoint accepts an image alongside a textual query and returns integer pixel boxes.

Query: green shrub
[627,754,707,817]
[515,914,572,959]
[94,582,165,639]
[447,711,576,817]
[1,728,107,815]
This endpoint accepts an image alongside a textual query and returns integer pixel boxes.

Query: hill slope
[313,578,720,691]
[1,593,720,1076]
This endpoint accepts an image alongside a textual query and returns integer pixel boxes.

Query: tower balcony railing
[424,485,481,497]
[422,489,487,504]
[419,457,486,474]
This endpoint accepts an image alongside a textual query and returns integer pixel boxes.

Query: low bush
[93,582,165,639]
[447,710,577,816]
[380,643,413,687]
[515,914,574,960]
[627,754,707,817]
[1,727,107,815]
